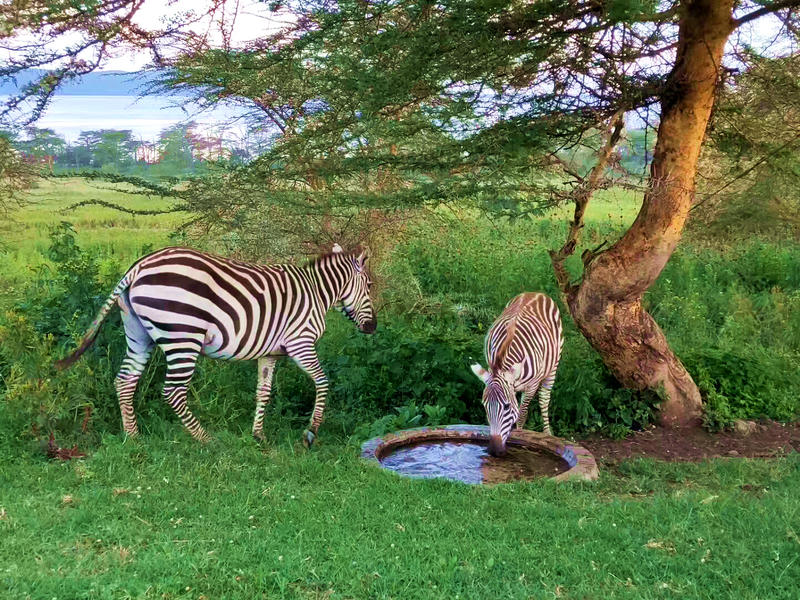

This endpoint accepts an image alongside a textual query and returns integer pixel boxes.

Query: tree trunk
[565,0,735,426]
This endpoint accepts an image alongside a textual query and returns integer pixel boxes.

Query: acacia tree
[3,0,799,425]
[161,0,798,425]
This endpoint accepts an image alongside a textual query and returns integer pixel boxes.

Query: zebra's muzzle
[488,435,506,457]
[360,319,377,334]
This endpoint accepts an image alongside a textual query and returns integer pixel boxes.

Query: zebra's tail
[54,270,136,370]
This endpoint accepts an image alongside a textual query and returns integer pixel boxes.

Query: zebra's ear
[471,363,491,384]
[332,243,343,254]
[353,247,369,272]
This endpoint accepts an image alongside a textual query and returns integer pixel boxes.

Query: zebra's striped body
[55,246,376,446]
[470,292,563,456]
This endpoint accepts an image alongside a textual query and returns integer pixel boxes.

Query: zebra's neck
[305,254,353,311]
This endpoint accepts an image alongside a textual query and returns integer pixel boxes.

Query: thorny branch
[549,110,626,295]
[62,199,187,216]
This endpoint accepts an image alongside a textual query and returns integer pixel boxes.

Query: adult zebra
[470,292,563,456]
[55,245,376,446]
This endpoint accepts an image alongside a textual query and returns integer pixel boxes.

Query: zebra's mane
[305,246,365,270]
[491,294,531,372]
[491,317,518,372]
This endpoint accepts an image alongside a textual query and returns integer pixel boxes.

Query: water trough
[361,424,599,485]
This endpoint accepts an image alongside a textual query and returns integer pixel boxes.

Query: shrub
[352,401,449,441]
[0,225,159,446]
[1,209,798,449]
[684,348,800,430]
[318,313,485,432]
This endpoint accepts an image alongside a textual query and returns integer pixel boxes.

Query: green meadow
[1,178,799,599]
[2,434,799,600]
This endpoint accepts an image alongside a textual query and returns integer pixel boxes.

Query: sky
[96,2,794,72]
[99,0,294,71]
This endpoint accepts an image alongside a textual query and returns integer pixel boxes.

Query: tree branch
[549,110,625,294]
[692,129,800,212]
[61,199,187,216]
[734,0,800,28]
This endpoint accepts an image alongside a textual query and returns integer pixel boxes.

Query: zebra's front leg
[538,377,554,436]
[517,390,535,430]
[253,356,278,442]
[287,343,328,448]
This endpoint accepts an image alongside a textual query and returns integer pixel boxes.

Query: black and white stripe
[56,245,376,445]
[470,292,563,456]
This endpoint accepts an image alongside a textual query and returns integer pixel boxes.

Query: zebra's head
[471,362,522,457]
[337,246,377,334]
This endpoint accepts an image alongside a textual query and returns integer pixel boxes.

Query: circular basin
[361,424,598,484]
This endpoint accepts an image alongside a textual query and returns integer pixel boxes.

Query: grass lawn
[2,177,799,599]
[1,431,799,600]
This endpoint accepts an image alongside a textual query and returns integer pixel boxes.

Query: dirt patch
[578,420,800,463]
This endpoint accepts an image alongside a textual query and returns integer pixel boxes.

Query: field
[2,434,799,600]
[1,178,800,599]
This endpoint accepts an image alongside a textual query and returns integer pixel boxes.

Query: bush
[684,348,800,430]
[318,312,485,432]
[1,210,799,449]
[352,401,450,441]
[647,240,800,429]
[0,224,160,446]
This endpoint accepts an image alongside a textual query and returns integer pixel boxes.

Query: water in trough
[379,440,569,484]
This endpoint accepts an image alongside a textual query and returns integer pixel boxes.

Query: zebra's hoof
[302,430,316,448]
[253,430,266,443]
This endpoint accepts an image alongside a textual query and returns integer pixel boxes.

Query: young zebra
[470,292,563,456]
[55,245,376,447]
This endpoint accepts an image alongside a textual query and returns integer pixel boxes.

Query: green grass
[0,178,182,299]
[1,432,799,600]
[0,178,639,304]
[2,177,800,599]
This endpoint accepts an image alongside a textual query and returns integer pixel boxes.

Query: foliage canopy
[697,53,800,238]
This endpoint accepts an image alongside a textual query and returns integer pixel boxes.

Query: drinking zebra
[470,292,563,456]
[55,245,376,446]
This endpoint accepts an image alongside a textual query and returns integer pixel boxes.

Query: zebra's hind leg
[115,343,154,437]
[516,390,535,430]
[116,298,155,437]
[287,342,328,448]
[161,343,209,442]
[253,356,278,441]
[538,377,555,436]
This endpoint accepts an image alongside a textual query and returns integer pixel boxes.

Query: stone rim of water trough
[361,424,599,483]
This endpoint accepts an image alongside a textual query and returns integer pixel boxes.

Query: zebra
[55,244,376,447]
[470,292,563,456]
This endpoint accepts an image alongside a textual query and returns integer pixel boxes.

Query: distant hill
[0,69,162,96]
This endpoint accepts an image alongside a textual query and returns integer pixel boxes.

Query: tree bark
[564,0,736,426]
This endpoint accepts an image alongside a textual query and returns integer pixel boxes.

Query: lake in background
[11,95,252,142]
